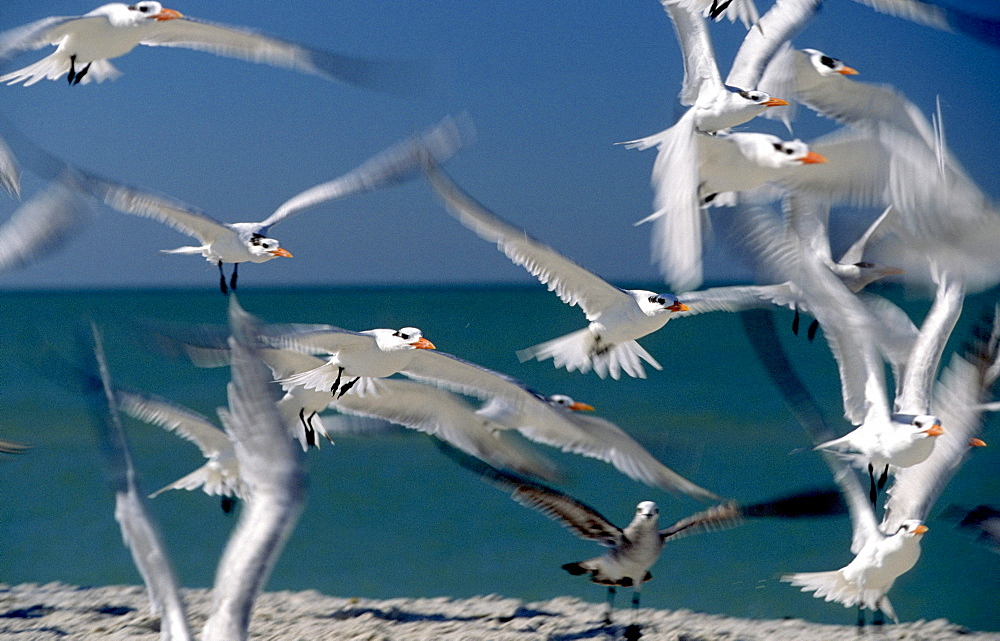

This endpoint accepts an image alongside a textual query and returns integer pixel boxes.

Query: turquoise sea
[0,285,997,631]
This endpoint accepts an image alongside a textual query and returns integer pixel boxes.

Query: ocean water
[0,285,997,631]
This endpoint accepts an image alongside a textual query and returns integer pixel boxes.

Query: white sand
[1,583,996,641]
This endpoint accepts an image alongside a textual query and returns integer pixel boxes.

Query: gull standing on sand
[421,158,689,380]
[78,119,462,294]
[0,1,422,91]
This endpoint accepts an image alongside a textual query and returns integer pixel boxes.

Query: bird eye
[785,147,794,155]
[820,55,836,68]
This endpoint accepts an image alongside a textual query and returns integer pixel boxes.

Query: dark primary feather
[436,441,623,548]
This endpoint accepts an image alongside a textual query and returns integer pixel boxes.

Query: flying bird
[421,157,690,380]
[79,117,463,293]
[0,1,423,91]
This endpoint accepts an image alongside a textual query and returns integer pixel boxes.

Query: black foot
[73,61,91,85]
[807,319,819,341]
[623,623,642,641]
[229,263,238,291]
[218,261,229,295]
[330,367,345,398]
[792,307,800,335]
[221,496,238,514]
[868,463,878,508]
[67,55,76,84]
[338,377,360,398]
[877,465,889,491]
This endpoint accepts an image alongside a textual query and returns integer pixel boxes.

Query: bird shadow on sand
[321,603,560,625]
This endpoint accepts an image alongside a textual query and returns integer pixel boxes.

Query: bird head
[635,501,659,521]
[763,138,828,168]
[633,290,690,315]
[734,88,789,108]
[547,394,594,412]
[802,49,858,77]
[911,414,945,438]
[391,327,435,350]
[247,233,292,260]
[897,519,929,537]
[128,2,183,21]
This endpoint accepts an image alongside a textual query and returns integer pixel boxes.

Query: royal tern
[201,296,306,641]
[446,443,844,627]
[0,1,422,91]
[85,324,192,639]
[724,0,999,97]
[80,118,463,293]
[774,306,994,624]
[163,321,717,498]
[421,158,689,380]
[625,128,825,292]
[116,387,247,509]
[476,393,720,500]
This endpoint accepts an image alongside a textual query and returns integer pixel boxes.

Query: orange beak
[838,65,859,76]
[763,98,790,107]
[269,248,293,258]
[799,151,828,165]
[924,423,945,437]
[913,524,929,534]
[878,266,906,277]
[412,337,436,350]
[668,301,690,312]
[569,401,595,412]
[970,438,987,447]
[155,8,183,20]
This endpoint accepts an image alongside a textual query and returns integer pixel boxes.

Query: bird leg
[873,609,885,627]
[792,307,801,335]
[330,367,344,398]
[877,465,890,491]
[218,261,229,295]
[603,586,616,625]
[299,408,316,448]
[229,263,239,291]
[868,463,878,507]
[807,319,820,342]
[74,61,91,85]
[338,377,360,398]
[857,606,865,630]
[220,496,237,514]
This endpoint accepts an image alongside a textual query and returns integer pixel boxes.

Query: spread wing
[423,159,629,319]
[139,15,425,94]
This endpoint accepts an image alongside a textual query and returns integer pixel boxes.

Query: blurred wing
[0,172,95,275]
[726,0,821,90]
[894,268,964,415]
[882,308,998,530]
[0,15,92,59]
[81,172,229,244]
[675,282,801,316]
[423,160,628,318]
[87,324,191,638]
[403,349,540,408]
[658,1,724,104]
[203,296,306,640]
[332,378,559,481]
[508,401,720,501]
[140,15,425,94]
[258,116,468,230]
[671,0,760,28]
[116,388,232,460]
[438,442,625,547]
[0,134,20,198]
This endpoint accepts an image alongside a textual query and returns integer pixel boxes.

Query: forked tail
[517,329,661,380]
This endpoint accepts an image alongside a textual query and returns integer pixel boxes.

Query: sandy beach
[1,583,996,641]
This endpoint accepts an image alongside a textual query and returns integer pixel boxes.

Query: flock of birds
[0,1,998,640]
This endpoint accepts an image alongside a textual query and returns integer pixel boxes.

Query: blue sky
[0,0,997,289]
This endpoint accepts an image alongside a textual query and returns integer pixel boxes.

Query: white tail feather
[781,571,894,620]
[0,55,121,86]
[517,329,661,380]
